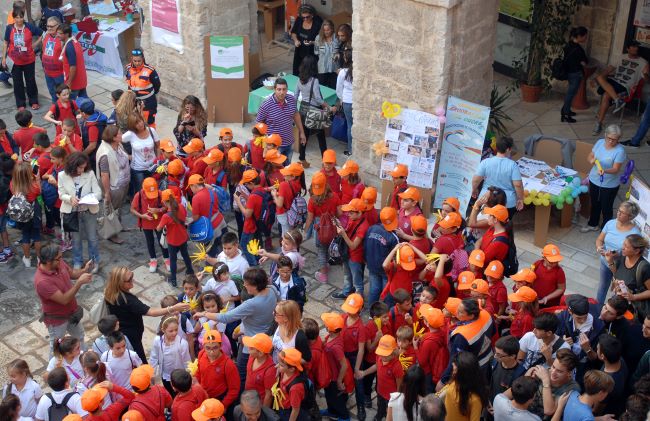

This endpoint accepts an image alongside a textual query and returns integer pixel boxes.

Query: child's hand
[196,271,205,281]
[257,248,268,257]
[336,225,345,235]
[404,313,413,324]
[96,380,113,390]
[192,311,204,320]
[259,256,268,264]
[354,370,364,380]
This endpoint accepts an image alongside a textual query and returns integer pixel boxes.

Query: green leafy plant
[489,86,513,136]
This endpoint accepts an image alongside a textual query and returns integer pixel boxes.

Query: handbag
[159,227,168,248]
[89,298,109,324]
[62,211,79,232]
[300,79,331,130]
[98,203,122,240]
[331,110,348,143]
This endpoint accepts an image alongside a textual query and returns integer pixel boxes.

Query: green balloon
[566,197,574,205]
[556,203,564,209]
[556,196,565,205]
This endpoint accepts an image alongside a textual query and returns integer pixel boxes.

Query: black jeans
[143,229,169,259]
[587,181,619,229]
[361,359,375,401]
[324,381,349,418]
[299,124,328,160]
[168,243,194,283]
[11,61,38,108]
[376,394,388,420]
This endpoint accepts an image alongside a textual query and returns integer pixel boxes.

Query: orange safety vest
[126,64,155,99]
[452,309,494,367]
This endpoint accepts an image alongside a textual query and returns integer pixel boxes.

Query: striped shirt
[256,93,297,147]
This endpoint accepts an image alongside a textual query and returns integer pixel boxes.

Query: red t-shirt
[0,133,14,155]
[375,356,404,399]
[399,346,417,370]
[49,100,79,135]
[203,167,228,187]
[342,314,367,353]
[510,310,535,339]
[261,169,284,187]
[321,168,341,194]
[13,126,46,153]
[417,330,448,382]
[389,305,413,336]
[422,272,451,310]
[480,228,509,264]
[129,385,172,421]
[323,334,346,383]
[307,194,341,217]
[249,139,264,170]
[306,337,326,386]
[195,350,240,408]
[192,187,224,229]
[279,372,305,410]
[340,179,364,204]
[10,180,40,202]
[171,384,208,421]
[410,236,432,273]
[385,262,418,297]
[243,187,266,234]
[390,182,407,209]
[397,207,423,236]
[54,133,83,152]
[533,259,566,307]
[433,233,463,255]
[364,319,392,364]
[157,206,189,246]
[276,179,300,215]
[488,280,508,313]
[345,218,369,263]
[190,158,209,180]
[131,191,163,230]
[34,261,78,326]
[364,208,379,226]
[244,356,276,403]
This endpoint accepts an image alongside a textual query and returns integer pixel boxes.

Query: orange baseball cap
[159,138,176,153]
[63,416,83,421]
[322,149,337,164]
[411,215,428,233]
[511,268,536,284]
[219,127,233,138]
[457,271,476,291]
[121,410,144,421]
[380,207,398,231]
[182,138,204,154]
[187,174,205,186]
[280,347,304,371]
[361,187,378,211]
[542,244,563,262]
[254,122,268,135]
[390,164,408,178]
[508,286,538,303]
[242,333,273,354]
[444,297,462,317]
[375,334,398,357]
[265,133,282,147]
[438,212,462,229]
[227,147,242,163]
[203,149,224,165]
[240,169,259,185]
[167,159,184,176]
[483,205,509,223]
[321,312,345,331]
[130,364,154,391]
[338,160,359,176]
[419,304,445,328]
[203,328,222,344]
[469,249,485,268]
[192,399,225,421]
[471,279,489,295]
[311,172,327,196]
[142,177,158,200]
[265,149,286,165]
[161,189,175,203]
[398,187,420,202]
[398,244,416,271]
[484,260,504,279]
[341,293,364,314]
[81,385,109,412]
[280,162,304,177]
[442,197,460,212]
[341,198,366,213]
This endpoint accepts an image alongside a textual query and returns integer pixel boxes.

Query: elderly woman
[58,152,102,271]
[40,16,64,103]
[606,234,650,321]
[582,124,626,232]
[595,200,641,304]
[104,266,189,362]
[270,300,311,364]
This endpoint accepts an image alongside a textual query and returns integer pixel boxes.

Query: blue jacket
[271,273,306,311]
[363,224,399,273]
[555,303,605,362]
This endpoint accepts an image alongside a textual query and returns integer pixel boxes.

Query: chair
[531,139,563,167]
[618,79,645,127]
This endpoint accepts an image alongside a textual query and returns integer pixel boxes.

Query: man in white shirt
[34,367,87,421]
[518,313,570,370]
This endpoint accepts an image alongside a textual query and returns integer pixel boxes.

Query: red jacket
[195,350,240,409]
[86,385,134,421]
[62,37,87,90]
[417,330,448,383]
[171,384,209,421]
[128,385,171,421]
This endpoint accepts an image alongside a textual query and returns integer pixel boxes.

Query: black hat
[566,294,589,316]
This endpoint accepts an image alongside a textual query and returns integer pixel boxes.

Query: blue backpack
[39,156,58,207]
[212,171,231,213]
[188,189,216,242]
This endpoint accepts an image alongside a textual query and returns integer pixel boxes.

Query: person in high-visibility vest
[125,48,160,128]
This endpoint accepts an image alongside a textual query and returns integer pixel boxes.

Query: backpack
[286,183,307,229]
[212,171,231,213]
[287,374,322,421]
[315,212,336,246]
[0,174,11,206]
[40,156,58,207]
[252,190,275,237]
[188,189,216,242]
[7,192,34,223]
[4,132,19,155]
[491,235,519,277]
[551,57,567,81]
[312,347,331,390]
[328,219,363,266]
[46,392,76,421]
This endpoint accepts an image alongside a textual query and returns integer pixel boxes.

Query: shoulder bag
[300,78,331,130]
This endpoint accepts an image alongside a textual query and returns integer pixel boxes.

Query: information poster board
[628,177,650,258]
[499,0,532,21]
[210,36,245,79]
[89,0,118,15]
[379,109,440,189]
[635,0,650,27]
[433,96,490,215]
[151,0,183,53]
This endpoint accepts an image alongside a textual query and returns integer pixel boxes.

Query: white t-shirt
[611,54,648,92]
[100,350,142,390]
[216,250,250,279]
[493,394,542,421]
[203,278,239,302]
[149,335,192,381]
[8,378,42,418]
[35,389,87,421]
[388,392,421,421]
[122,128,159,171]
[46,357,84,390]
[519,332,570,369]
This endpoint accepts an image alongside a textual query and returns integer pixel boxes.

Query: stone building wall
[572,0,619,65]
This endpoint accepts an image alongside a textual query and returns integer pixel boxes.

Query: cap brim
[438,220,460,229]
[161,147,175,153]
[191,408,209,421]
[382,219,398,231]
[203,157,218,164]
[400,261,416,271]
[375,346,395,357]
[508,293,525,303]
[457,284,472,291]
[312,186,325,196]
[341,302,360,314]
[544,255,563,262]
[242,336,254,349]
[144,190,158,200]
[182,145,196,153]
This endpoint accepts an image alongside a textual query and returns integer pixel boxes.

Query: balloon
[572,178,581,187]
[556,196,565,205]
[542,199,550,206]
[556,203,564,209]
[544,193,551,200]
[524,197,533,205]
[580,185,588,193]
[533,198,542,206]
[566,197,574,205]
[435,106,445,116]
[530,190,538,197]
[550,195,557,204]
[438,116,446,125]
[571,190,580,198]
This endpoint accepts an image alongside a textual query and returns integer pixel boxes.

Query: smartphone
[617,280,629,295]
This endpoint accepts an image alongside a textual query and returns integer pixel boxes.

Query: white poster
[150,0,183,53]
[629,177,650,258]
[210,36,245,79]
[635,0,650,27]
[89,0,118,15]
[379,109,440,189]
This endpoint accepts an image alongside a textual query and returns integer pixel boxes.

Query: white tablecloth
[74,20,133,78]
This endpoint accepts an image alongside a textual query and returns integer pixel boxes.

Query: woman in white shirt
[335,49,354,156]
[387,365,426,421]
[122,114,160,192]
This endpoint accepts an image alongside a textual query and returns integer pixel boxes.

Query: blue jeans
[342,260,365,296]
[236,346,249,393]
[20,201,41,244]
[561,71,583,114]
[630,100,650,145]
[130,169,152,196]
[69,88,88,100]
[342,102,353,152]
[45,74,64,103]
[368,270,387,305]
[278,144,293,165]
[597,258,613,304]
[71,210,99,267]
[240,231,258,266]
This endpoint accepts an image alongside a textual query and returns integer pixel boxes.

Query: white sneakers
[22,256,31,268]
[149,258,158,273]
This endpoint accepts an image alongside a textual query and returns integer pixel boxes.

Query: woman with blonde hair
[11,161,42,267]
[270,299,311,364]
[114,90,140,134]
[104,266,189,362]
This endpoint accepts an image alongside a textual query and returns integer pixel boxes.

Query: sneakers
[22,256,31,268]
[613,98,626,114]
[61,239,72,252]
[149,258,158,273]
[331,291,348,300]
[343,150,352,156]
[164,258,171,272]
[592,121,603,136]
[620,140,640,148]
[580,224,599,233]
[2,248,13,261]
[315,271,328,283]
[41,226,55,236]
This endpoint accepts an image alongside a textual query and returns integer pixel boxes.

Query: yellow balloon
[533,198,542,206]
[523,197,533,205]
[542,199,550,206]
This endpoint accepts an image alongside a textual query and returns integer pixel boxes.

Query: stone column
[351,0,498,184]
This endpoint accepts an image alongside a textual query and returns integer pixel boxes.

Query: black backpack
[491,235,519,277]
[53,100,79,121]
[551,57,567,81]
[287,374,321,421]
[252,190,275,237]
[46,392,76,421]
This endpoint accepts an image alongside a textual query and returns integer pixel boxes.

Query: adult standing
[387,365,426,421]
[581,124,626,232]
[314,19,338,89]
[296,55,331,166]
[437,352,488,421]
[122,114,159,193]
[471,136,524,216]
[57,22,87,99]
[57,152,102,270]
[270,300,311,364]
[233,390,280,421]
[34,242,92,354]
[39,16,63,103]
[2,6,42,110]
[606,234,650,321]
[594,200,641,304]
[333,24,352,70]
[560,27,588,123]
[125,48,161,128]
[96,125,130,244]
[104,266,189,363]
[114,90,140,134]
[335,49,353,156]
[290,4,322,76]
[173,95,208,155]
[256,78,306,163]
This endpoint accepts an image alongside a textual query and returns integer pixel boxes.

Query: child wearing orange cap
[381,243,428,304]
[356,334,404,420]
[260,149,286,187]
[532,244,566,308]
[362,301,391,405]
[242,333,276,407]
[122,409,145,421]
[189,174,228,258]
[455,270,475,300]
[388,164,409,210]
[396,187,423,241]
[320,149,341,194]
[157,189,194,287]
[338,159,364,203]
[234,169,265,266]
[216,127,245,157]
[484,260,508,317]
[364,207,400,304]
[191,398,225,421]
[201,149,227,187]
[261,133,282,166]
[360,186,379,226]
[166,158,187,198]
[275,348,311,420]
[247,123,268,170]
[475,204,512,264]
[181,138,206,178]
[304,172,341,283]
[81,380,135,420]
[469,279,495,315]
[419,254,453,309]
[340,293,367,418]
[430,197,461,239]
[431,212,465,257]
[128,365,172,421]
[194,328,240,412]
[130,177,170,272]
[409,214,434,277]
[507,286,538,338]
[273,162,306,235]
[416,305,449,393]
[468,249,485,279]
[150,139,183,190]
[321,312,350,419]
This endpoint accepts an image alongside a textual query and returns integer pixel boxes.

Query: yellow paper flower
[374,317,382,330]
[10,154,17,161]
[413,321,425,340]
[271,379,285,410]
[425,253,441,263]
[273,179,280,190]
[372,140,389,156]
[155,165,166,174]
[247,239,260,256]
[399,353,414,370]
[233,325,241,335]
[381,101,402,118]
[253,136,265,147]
[396,246,401,265]
[184,296,200,311]
[240,158,249,166]
[186,359,198,376]
[190,243,208,264]
[203,266,213,273]
[59,135,67,147]
[220,302,229,313]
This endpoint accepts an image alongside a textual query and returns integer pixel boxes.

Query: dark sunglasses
[131,49,143,56]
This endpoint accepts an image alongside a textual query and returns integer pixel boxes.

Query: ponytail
[167,195,181,225]
[53,336,80,360]
[80,351,107,383]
